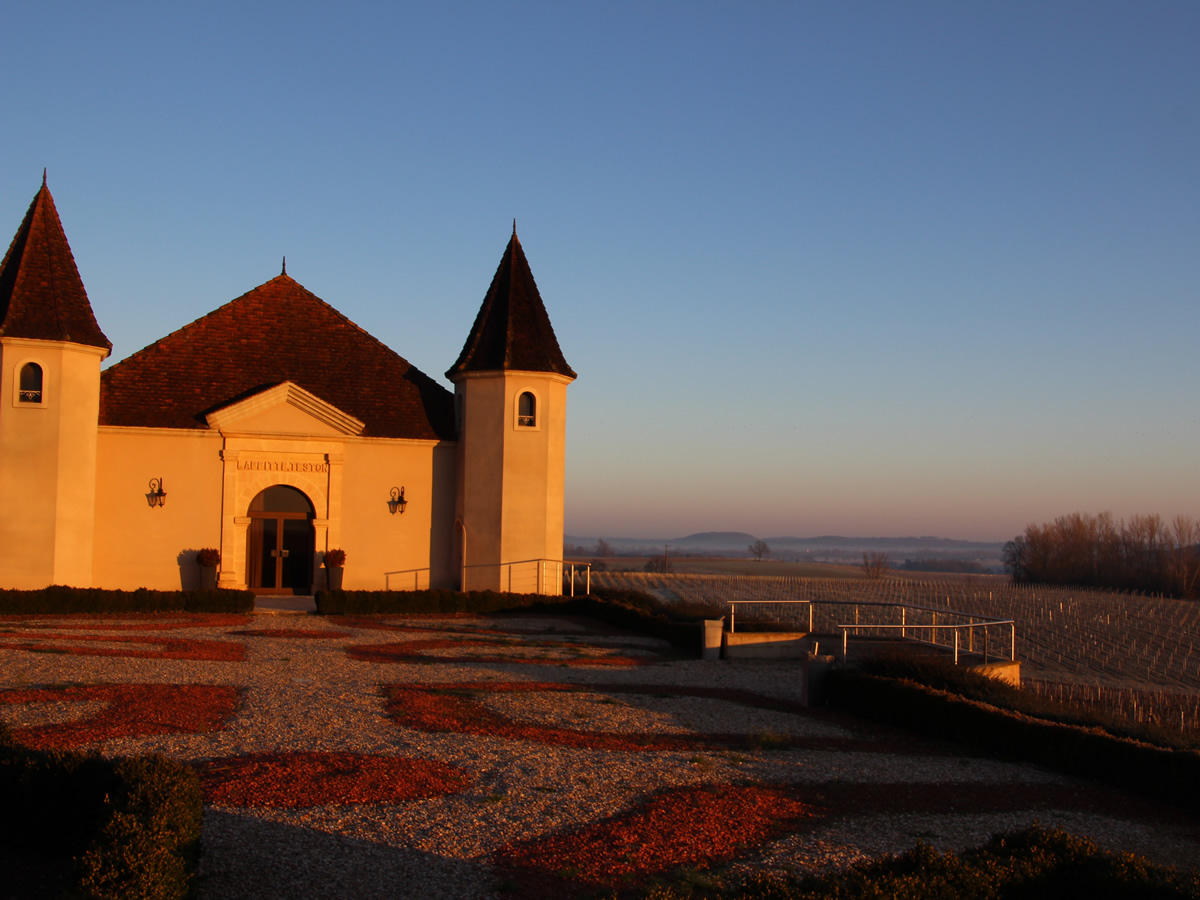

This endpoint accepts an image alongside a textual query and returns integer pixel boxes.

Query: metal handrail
[729,600,813,633]
[838,620,1016,664]
[383,567,431,590]
[384,559,591,595]
[726,597,1016,665]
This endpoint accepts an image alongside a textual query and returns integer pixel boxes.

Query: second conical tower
[447,228,575,593]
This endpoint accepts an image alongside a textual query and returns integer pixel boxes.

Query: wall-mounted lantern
[387,486,407,515]
[147,477,167,508]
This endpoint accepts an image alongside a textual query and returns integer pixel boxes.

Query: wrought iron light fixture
[147,477,167,508]
[387,486,407,515]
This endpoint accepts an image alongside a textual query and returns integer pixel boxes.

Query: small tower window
[19,363,43,403]
[517,391,536,427]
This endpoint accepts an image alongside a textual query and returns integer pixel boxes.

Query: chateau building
[0,177,574,594]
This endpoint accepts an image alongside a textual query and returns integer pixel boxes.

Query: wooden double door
[246,486,315,595]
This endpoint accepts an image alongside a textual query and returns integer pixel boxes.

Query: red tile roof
[0,178,112,351]
[447,231,575,380]
[99,274,455,440]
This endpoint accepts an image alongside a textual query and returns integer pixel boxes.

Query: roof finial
[281,256,287,276]
[42,168,47,187]
[512,218,517,238]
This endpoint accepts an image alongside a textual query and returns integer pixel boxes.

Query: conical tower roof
[447,230,574,380]
[0,177,111,352]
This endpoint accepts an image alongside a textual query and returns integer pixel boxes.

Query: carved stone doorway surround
[217,447,345,591]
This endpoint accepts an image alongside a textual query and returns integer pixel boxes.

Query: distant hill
[763,535,1002,552]
[672,532,757,546]
[565,532,1003,557]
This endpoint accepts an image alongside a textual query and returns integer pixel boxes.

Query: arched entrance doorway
[246,485,315,595]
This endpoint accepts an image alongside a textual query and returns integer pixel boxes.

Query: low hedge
[855,655,1200,751]
[721,825,1200,899]
[826,667,1200,810]
[0,586,254,615]
[316,587,705,654]
[0,726,203,899]
[314,588,564,615]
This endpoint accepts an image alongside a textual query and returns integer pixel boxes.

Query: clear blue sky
[3,2,1197,542]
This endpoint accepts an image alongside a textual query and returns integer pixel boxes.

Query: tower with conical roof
[447,228,575,592]
[0,176,111,587]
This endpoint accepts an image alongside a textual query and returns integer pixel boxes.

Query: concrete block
[721,631,809,659]
[702,618,724,660]
[970,659,1021,686]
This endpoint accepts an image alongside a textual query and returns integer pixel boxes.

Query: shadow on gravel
[199,810,491,900]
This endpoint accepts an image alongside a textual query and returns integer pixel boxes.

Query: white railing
[383,560,590,595]
[838,618,1014,665]
[564,562,591,597]
[460,558,591,595]
[383,567,432,591]
[729,600,813,633]
[728,598,1015,665]
[461,558,559,594]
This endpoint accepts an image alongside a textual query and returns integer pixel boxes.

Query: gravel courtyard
[1,610,1197,899]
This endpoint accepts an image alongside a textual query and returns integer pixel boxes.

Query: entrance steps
[253,595,316,615]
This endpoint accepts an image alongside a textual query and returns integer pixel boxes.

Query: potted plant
[324,548,346,591]
[196,548,220,590]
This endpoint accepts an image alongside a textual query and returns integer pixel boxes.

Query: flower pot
[199,566,217,590]
[325,566,344,591]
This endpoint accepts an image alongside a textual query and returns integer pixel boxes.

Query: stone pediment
[205,382,365,437]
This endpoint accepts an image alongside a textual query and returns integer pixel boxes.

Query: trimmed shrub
[74,756,203,900]
[826,667,1200,810]
[0,586,254,615]
[0,737,202,899]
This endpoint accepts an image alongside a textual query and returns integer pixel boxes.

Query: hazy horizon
[565,529,1007,545]
[3,3,1195,544]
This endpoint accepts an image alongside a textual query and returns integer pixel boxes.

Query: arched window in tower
[18,363,43,403]
[517,391,536,427]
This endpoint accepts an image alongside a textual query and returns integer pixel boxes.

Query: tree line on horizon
[1004,512,1200,600]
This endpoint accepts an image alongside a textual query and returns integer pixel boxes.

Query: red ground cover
[383,682,879,752]
[1,614,252,631]
[335,617,452,633]
[0,683,240,749]
[198,750,472,807]
[335,615,608,637]
[229,629,351,639]
[0,633,244,661]
[348,639,655,667]
[494,784,814,897]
